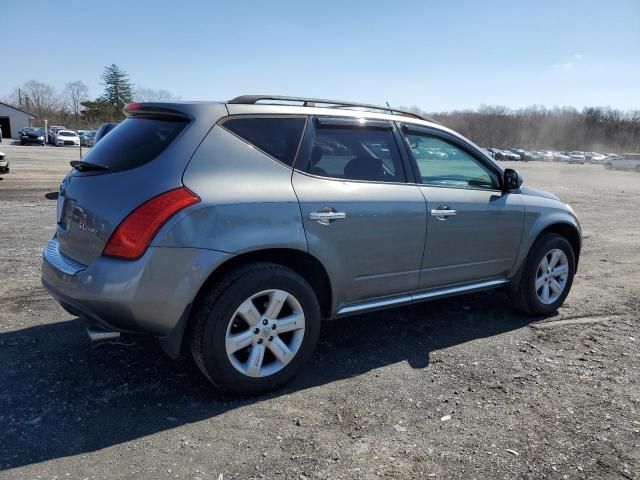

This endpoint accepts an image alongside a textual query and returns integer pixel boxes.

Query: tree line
[3,67,639,152]
[406,105,640,153]
[2,64,179,129]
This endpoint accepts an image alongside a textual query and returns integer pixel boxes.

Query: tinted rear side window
[81,117,187,173]
[223,117,305,166]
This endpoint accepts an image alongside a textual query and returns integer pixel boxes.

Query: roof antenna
[385,101,394,115]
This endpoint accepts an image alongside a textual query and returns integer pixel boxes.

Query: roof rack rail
[228,95,436,123]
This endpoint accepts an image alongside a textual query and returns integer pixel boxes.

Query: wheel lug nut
[268,336,273,342]
[257,339,263,344]
[262,319,268,325]
[253,328,260,334]
[271,324,277,330]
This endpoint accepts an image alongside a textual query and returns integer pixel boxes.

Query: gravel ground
[0,141,639,480]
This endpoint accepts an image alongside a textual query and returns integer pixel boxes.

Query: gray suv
[42,96,581,394]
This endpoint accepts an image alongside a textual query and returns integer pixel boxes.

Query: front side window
[305,122,405,182]
[223,117,305,167]
[404,131,498,190]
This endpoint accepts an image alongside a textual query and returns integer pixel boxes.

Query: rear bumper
[42,237,232,337]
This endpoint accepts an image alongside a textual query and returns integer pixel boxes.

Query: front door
[400,125,524,289]
[292,117,427,308]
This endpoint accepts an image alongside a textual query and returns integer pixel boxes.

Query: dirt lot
[0,140,639,480]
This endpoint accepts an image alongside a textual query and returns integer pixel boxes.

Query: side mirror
[503,168,523,191]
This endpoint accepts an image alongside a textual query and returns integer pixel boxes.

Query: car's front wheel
[190,262,321,395]
[512,233,576,316]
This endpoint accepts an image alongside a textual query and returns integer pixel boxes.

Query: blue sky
[2,0,639,111]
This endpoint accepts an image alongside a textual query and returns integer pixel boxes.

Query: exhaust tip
[87,326,121,342]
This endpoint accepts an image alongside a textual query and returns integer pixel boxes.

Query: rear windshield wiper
[70,160,110,172]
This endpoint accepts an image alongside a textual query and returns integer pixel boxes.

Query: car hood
[520,186,560,201]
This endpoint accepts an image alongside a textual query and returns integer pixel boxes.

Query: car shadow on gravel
[0,289,537,471]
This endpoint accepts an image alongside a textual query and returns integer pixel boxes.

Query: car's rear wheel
[190,262,321,395]
[512,233,575,316]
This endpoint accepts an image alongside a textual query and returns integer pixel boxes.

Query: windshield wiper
[69,160,110,172]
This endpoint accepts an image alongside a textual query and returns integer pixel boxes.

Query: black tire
[511,233,576,316]
[190,262,321,395]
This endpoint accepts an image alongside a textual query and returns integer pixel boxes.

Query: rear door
[292,117,427,308]
[400,124,524,289]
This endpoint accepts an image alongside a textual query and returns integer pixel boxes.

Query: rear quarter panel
[155,125,307,254]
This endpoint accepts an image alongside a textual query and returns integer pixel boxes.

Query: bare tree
[65,81,89,128]
[20,80,62,118]
[133,87,180,102]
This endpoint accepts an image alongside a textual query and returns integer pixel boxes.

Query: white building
[0,102,37,140]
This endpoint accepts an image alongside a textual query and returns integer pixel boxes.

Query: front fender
[509,197,581,278]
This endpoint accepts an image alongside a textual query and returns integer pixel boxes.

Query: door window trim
[399,123,505,191]
[293,115,412,185]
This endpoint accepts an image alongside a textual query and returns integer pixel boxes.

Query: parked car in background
[20,127,46,146]
[539,151,555,161]
[0,150,8,174]
[55,130,80,146]
[41,95,581,394]
[491,149,508,160]
[528,151,545,161]
[48,126,66,144]
[554,152,570,162]
[92,123,118,146]
[504,151,522,161]
[605,154,640,172]
[567,152,586,164]
[79,130,96,147]
[588,152,606,164]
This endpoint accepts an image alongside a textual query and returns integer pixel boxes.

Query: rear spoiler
[123,102,191,121]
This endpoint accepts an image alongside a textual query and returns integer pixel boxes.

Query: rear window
[222,117,305,166]
[81,117,187,173]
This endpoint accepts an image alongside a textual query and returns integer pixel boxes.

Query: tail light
[103,187,200,260]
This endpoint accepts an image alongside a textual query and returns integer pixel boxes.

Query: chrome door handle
[431,209,457,220]
[309,210,346,225]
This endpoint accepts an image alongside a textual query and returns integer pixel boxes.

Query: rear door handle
[309,209,346,225]
[431,208,457,220]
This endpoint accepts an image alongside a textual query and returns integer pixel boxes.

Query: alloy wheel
[225,289,305,377]
[535,248,569,304]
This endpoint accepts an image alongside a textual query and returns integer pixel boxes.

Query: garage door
[0,117,11,139]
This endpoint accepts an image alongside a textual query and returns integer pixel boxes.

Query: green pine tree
[99,64,133,118]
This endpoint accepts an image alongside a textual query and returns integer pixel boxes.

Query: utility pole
[18,89,22,108]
